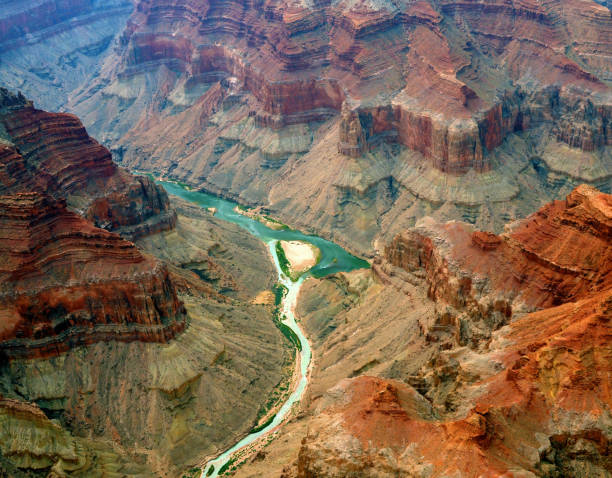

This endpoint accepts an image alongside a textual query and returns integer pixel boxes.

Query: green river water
[157,180,369,477]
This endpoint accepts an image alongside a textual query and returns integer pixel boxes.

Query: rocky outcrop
[335,87,610,174]
[383,184,611,308]
[0,197,287,477]
[0,192,185,359]
[377,184,611,349]
[337,102,367,157]
[0,87,176,240]
[61,0,610,173]
[0,88,186,358]
[295,186,612,477]
[0,396,88,474]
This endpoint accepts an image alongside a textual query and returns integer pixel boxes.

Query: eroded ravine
[154,180,369,477]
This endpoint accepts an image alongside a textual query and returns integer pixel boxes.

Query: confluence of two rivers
[157,181,369,478]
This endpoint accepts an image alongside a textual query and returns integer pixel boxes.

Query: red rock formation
[70,0,611,175]
[384,185,612,311]
[299,186,612,477]
[337,102,366,157]
[0,89,187,359]
[0,192,185,359]
[0,87,176,239]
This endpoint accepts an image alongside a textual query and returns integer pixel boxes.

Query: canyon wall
[65,0,611,171]
[237,185,611,477]
[0,192,185,359]
[0,0,132,111]
[0,86,185,358]
[0,90,289,476]
[0,87,177,239]
[28,0,603,257]
[1,0,608,254]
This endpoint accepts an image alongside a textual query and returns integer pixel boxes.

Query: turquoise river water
[157,181,369,477]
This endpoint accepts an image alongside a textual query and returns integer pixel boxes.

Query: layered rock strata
[19,0,601,258]
[0,94,287,476]
[382,184,611,312]
[0,200,287,477]
[0,87,176,240]
[294,186,612,477]
[62,0,610,173]
[0,192,185,359]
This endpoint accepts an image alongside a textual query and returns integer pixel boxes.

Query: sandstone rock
[0,87,176,240]
[295,186,612,477]
[0,192,185,359]
[338,102,367,157]
[58,0,611,176]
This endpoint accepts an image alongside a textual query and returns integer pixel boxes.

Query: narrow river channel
[156,181,369,477]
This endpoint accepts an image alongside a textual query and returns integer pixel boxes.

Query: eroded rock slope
[0,89,288,476]
[235,185,612,477]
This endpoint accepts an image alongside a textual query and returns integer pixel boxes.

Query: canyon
[0,0,610,476]
[1,0,610,254]
[232,184,612,477]
[0,0,610,255]
[0,89,290,476]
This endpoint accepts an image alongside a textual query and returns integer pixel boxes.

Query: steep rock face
[0,199,288,477]
[0,192,185,359]
[379,184,611,348]
[0,93,288,475]
[294,186,612,477]
[338,102,367,157]
[66,0,611,171]
[384,184,611,308]
[25,0,603,258]
[0,87,176,239]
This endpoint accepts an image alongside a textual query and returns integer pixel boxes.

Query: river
[156,181,369,477]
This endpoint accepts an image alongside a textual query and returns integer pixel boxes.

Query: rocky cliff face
[382,184,611,330]
[293,186,612,477]
[22,0,600,257]
[0,87,176,239]
[0,192,185,359]
[70,0,611,169]
[0,92,288,476]
[0,88,183,360]
[0,1,609,255]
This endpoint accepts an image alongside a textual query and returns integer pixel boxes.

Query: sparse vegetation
[270,283,302,351]
[272,283,288,306]
[250,413,276,433]
[276,319,302,351]
[275,241,293,279]
[218,457,235,475]
[182,466,202,478]
[263,215,289,230]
